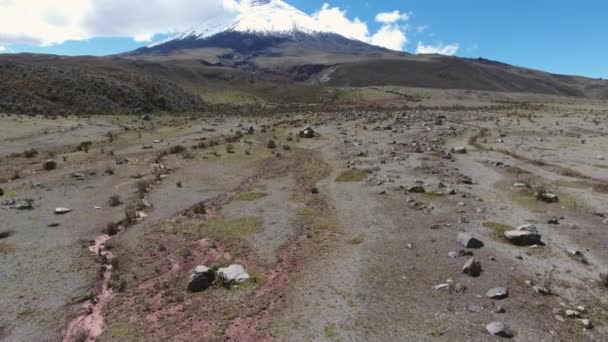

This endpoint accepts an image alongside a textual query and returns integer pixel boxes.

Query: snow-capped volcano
[132,0,390,56]
[179,0,333,40]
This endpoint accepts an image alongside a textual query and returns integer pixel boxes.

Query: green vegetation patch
[324,322,337,338]
[347,234,365,245]
[335,170,369,182]
[484,222,514,241]
[197,217,263,238]
[234,192,268,201]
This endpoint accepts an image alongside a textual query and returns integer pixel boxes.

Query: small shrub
[283,145,291,151]
[108,195,122,207]
[77,141,92,153]
[104,167,114,176]
[311,187,319,194]
[136,180,151,198]
[23,149,39,158]
[192,202,206,215]
[600,273,608,288]
[168,145,186,154]
[42,160,57,171]
[104,222,119,236]
[226,144,235,154]
[267,140,277,149]
[73,330,88,342]
[176,181,183,188]
[124,206,138,226]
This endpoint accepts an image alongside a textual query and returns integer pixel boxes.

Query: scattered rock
[218,264,250,285]
[460,175,473,185]
[532,285,551,295]
[299,126,317,138]
[565,310,581,318]
[504,224,542,246]
[54,208,72,215]
[408,185,426,193]
[579,319,593,329]
[452,146,467,154]
[15,201,33,210]
[537,191,559,203]
[462,257,482,277]
[457,232,484,249]
[0,188,3,197]
[485,321,513,338]
[467,304,483,313]
[188,265,216,292]
[2,199,15,206]
[486,287,509,300]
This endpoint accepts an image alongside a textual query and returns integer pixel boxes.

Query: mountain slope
[0,55,205,115]
[1,0,607,116]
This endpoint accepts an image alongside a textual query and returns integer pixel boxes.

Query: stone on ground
[485,321,513,338]
[218,264,250,285]
[188,265,216,292]
[457,232,484,249]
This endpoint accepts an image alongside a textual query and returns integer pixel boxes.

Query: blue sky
[1,0,607,79]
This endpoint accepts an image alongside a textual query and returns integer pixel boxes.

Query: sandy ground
[1,90,607,341]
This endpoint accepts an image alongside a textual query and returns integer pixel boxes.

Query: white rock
[218,264,250,284]
[54,208,72,215]
[485,321,513,338]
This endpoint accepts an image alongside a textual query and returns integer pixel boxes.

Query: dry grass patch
[347,234,365,245]
[234,192,268,202]
[335,170,369,182]
[0,243,16,255]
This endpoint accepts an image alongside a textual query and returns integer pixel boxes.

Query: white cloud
[416,41,459,55]
[313,4,409,51]
[0,0,424,52]
[0,45,7,53]
[370,25,408,51]
[312,4,369,42]
[375,10,409,24]
[0,0,234,46]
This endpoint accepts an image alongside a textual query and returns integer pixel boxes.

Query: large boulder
[218,264,250,285]
[457,233,484,249]
[504,224,542,246]
[188,265,216,292]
